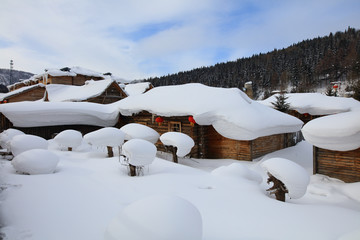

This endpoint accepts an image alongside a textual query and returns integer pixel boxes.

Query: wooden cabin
[86,81,127,104]
[121,111,297,160]
[0,84,46,103]
[313,147,360,183]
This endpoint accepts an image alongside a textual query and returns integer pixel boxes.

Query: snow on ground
[0,141,359,240]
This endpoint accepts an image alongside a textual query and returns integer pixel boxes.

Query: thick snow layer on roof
[0,84,45,101]
[260,93,360,115]
[40,66,104,78]
[302,110,360,151]
[116,83,303,140]
[44,69,77,77]
[0,102,119,127]
[124,82,151,96]
[70,66,104,78]
[46,79,117,102]
[261,157,310,199]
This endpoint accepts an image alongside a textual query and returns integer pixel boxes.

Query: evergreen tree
[271,93,291,113]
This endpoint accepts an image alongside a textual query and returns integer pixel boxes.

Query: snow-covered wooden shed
[260,93,360,124]
[302,110,360,183]
[0,84,46,103]
[117,83,303,160]
[45,79,127,104]
[35,66,104,86]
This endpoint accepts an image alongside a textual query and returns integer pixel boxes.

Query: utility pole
[9,60,14,85]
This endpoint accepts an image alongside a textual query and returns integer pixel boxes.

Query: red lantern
[155,117,164,126]
[333,84,338,89]
[188,116,196,126]
[3,99,7,103]
[304,113,309,117]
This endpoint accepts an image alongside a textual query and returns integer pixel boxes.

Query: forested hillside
[0,68,34,86]
[146,27,360,99]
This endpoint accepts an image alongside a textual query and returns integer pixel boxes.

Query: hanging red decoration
[155,117,164,126]
[188,116,196,126]
[333,84,338,89]
[3,99,7,103]
[304,113,309,117]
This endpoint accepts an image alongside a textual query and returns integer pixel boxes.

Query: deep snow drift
[0,140,359,240]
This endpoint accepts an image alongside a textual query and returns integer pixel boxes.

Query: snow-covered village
[1,1,360,240]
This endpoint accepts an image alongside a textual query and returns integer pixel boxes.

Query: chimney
[244,81,253,99]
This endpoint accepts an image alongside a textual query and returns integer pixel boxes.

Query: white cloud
[0,0,359,79]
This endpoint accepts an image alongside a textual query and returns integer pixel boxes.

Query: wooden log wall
[87,84,127,104]
[6,87,46,103]
[314,147,360,183]
[49,76,73,85]
[251,134,284,159]
[120,112,202,158]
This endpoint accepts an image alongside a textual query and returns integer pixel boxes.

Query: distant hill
[0,68,34,86]
[146,27,360,99]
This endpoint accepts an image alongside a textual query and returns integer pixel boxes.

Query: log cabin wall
[86,83,127,104]
[49,76,74,85]
[204,125,252,160]
[314,146,360,183]
[120,111,202,158]
[73,75,104,86]
[251,134,284,159]
[6,87,46,103]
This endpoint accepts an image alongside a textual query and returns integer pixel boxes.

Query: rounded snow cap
[261,158,310,199]
[12,149,59,175]
[10,134,48,156]
[105,195,203,240]
[160,132,195,157]
[122,139,157,166]
[54,129,83,149]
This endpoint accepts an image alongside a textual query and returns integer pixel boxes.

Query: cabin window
[168,122,181,132]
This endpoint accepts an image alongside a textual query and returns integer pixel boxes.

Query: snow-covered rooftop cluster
[260,93,360,115]
[46,79,120,102]
[116,83,303,140]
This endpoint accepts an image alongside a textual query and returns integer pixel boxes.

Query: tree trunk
[107,146,114,157]
[266,173,288,202]
[68,147,72,151]
[129,164,136,176]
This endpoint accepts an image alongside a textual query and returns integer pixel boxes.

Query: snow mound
[84,127,125,147]
[120,123,160,144]
[160,132,195,157]
[10,134,48,156]
[105,195,202,240]
[261,158,310,199]
[122,139,157,166]
[12,149,59,175]
[302,110,360,151]
[54,130,83,150]
[0,128,25,150]
[211,163,262,183]
[337,228,360,240]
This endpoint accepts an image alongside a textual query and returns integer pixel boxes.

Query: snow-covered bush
[54,129,83,151]
[0,128,25,150]
[10,134,48,157]
[105,195,202,240]
[12,149,59,175]
[261,157,310,201]
[84,127,125,157]
[120,123,160,144]
[160,132,195,163]
[122,139,157,176]
[212,163,262,183]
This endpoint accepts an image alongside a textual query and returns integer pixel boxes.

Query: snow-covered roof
[302,109,360,151]
[116,83,303,140]
[124,82,152,96]
[0,102,119,127]
[46,79,121,102]
[0,84,45,101]
[41,66,104,78]
[259,93,360,115]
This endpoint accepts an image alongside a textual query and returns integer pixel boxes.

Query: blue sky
[1,0,360,80]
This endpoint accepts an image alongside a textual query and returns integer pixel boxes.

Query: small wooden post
[68,147,72,151]
[129,164,136,176]
[107,146,114,157]
[167,146,178,163]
